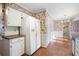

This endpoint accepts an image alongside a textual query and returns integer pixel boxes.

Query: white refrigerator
[21,15,41,55]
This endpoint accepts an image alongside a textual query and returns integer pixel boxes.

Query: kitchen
[0,3,51,56]
[0,3,79,56]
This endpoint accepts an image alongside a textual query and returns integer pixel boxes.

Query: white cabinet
[75,38,79,56]
[6,7,22,26]
[3,37,24,56]
[10,40,20,56]
[21,15,41,55]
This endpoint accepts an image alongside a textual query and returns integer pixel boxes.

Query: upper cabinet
[6,7,22,26]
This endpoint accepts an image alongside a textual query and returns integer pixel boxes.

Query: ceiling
[17,3,79,20]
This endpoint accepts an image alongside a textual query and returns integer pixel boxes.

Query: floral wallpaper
[63,21,70,39]
[71,20,79,32]
[70,20,79,37]
[32,10,47,34]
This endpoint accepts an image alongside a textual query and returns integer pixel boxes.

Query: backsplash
[5,26,17,31]
[71,21,79,32]
[4,26,18,36]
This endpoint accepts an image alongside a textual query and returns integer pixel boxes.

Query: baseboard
[23,47,42,56]
[21,53,29,56]
[41,44,48,48]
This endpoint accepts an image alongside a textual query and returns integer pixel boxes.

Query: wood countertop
[3,35,25,40]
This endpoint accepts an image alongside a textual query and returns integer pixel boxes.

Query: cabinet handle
[21,17,23,19]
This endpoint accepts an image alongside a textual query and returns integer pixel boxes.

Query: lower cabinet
[3,37,24,56]
[75,38,79,56]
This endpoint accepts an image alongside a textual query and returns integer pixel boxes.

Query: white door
[30,17,36,54]
[35,20,41,50]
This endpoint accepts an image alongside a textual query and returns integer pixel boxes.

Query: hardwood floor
[32,38,72,56]
[23,38,72,56]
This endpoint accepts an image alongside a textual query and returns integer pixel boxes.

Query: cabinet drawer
[11,38,19,43]
[11,37,24,43]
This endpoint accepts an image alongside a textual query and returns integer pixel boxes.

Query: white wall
[44,14,52,47]
[46,3,79,20]
[49,3,79,20]
[52,31,63,39]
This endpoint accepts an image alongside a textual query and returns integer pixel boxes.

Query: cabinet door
[75,38,79,56]
[19,37,24,55]
[10,39,20,56]
[7,7,21,26]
